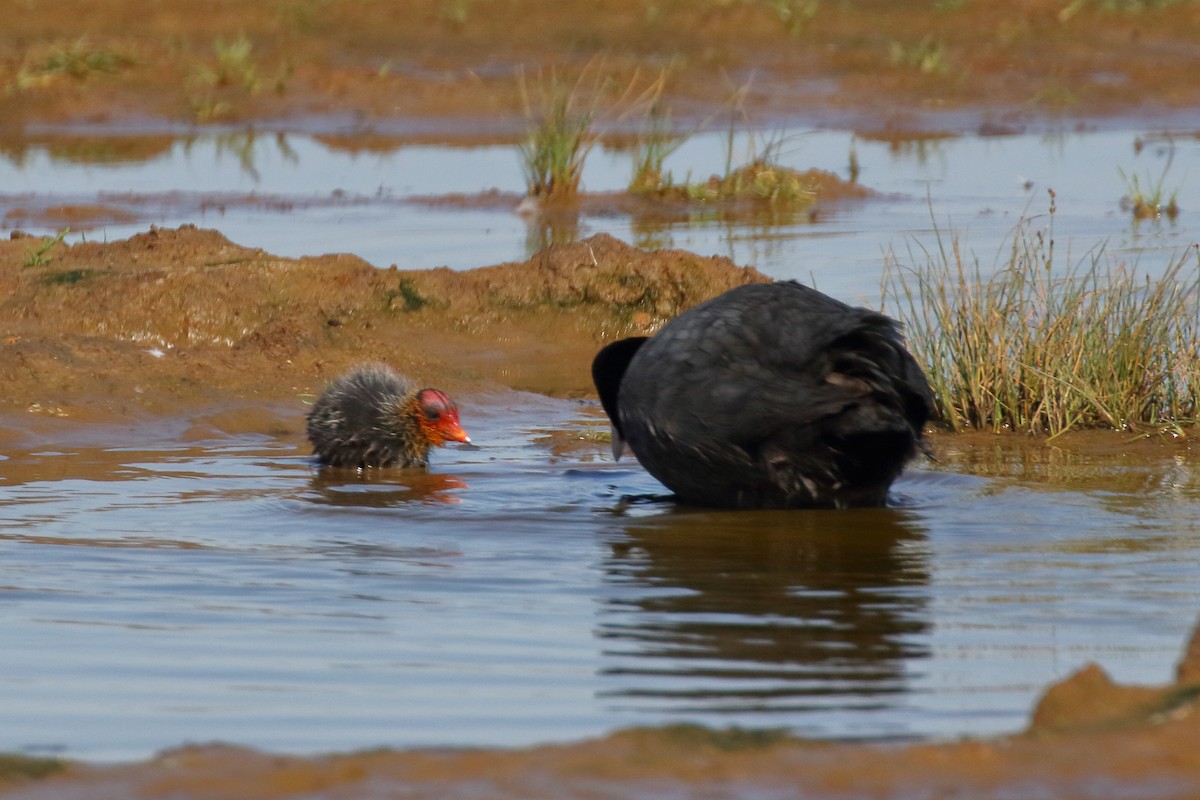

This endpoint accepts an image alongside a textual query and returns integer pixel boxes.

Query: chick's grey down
[592,281,932,509]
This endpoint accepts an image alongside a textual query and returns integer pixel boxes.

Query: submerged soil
[5,1,1200,797]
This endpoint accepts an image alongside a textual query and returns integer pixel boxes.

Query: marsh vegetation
[519,70,824,213]
[885,196,1200,437]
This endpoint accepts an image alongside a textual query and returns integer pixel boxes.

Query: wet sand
[4,1,1200,796]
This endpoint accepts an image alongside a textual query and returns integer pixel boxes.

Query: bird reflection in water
[305,469,468,507]
[598,508,930,722]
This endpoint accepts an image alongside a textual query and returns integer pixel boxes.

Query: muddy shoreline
[2,624,1199,799]
[0,227,766,437]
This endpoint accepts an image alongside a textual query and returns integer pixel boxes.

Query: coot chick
[591,281,932,509]
[306,364,470,468]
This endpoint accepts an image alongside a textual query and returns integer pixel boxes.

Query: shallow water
[2,393,1200,762]
[2,126,1198,304]
[2,124,1200,762]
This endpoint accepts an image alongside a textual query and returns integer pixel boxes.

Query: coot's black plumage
[591,281,932,509]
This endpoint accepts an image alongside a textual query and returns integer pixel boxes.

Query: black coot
[591,281,932,508]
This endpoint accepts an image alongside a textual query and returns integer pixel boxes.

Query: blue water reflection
[2,128,1196,305]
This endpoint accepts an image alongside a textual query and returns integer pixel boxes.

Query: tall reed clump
[517,67,597,199]
[883,196,1200,437]
[518,64,665,201]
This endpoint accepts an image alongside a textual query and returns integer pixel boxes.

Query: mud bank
[2,623,1198,799]
[0,225,764,443]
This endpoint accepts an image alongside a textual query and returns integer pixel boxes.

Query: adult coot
[307,364,470,468]
[591,281,932,508]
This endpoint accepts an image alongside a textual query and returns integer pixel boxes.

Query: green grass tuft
[518,63,666,201]
[442,0,473,26]
[632,81,817,209]
[387,278,428,312]
[769,0,821,35]
[883,196,1200,436]
[0,753,64,782]
[22,228,69,268]
[638,130,818,209]
[1061,0,1200,20]
[684,157,818,205]
[517,67,602,200]
[187,33,281,121]
[197,35,261,93]
[888,34,948,75]
[628,105,685,195]
[35,38,136,80]
[1120,153,1181,221]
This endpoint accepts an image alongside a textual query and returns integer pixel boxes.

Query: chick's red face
[416,389,471,445]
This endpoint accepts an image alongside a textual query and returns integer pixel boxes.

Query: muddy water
[3,125,1200,763]
[2,391,1199,762]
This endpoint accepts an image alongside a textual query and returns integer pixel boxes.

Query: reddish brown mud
[0,226,765,440]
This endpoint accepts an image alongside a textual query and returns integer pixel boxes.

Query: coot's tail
[814,317,931,499]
